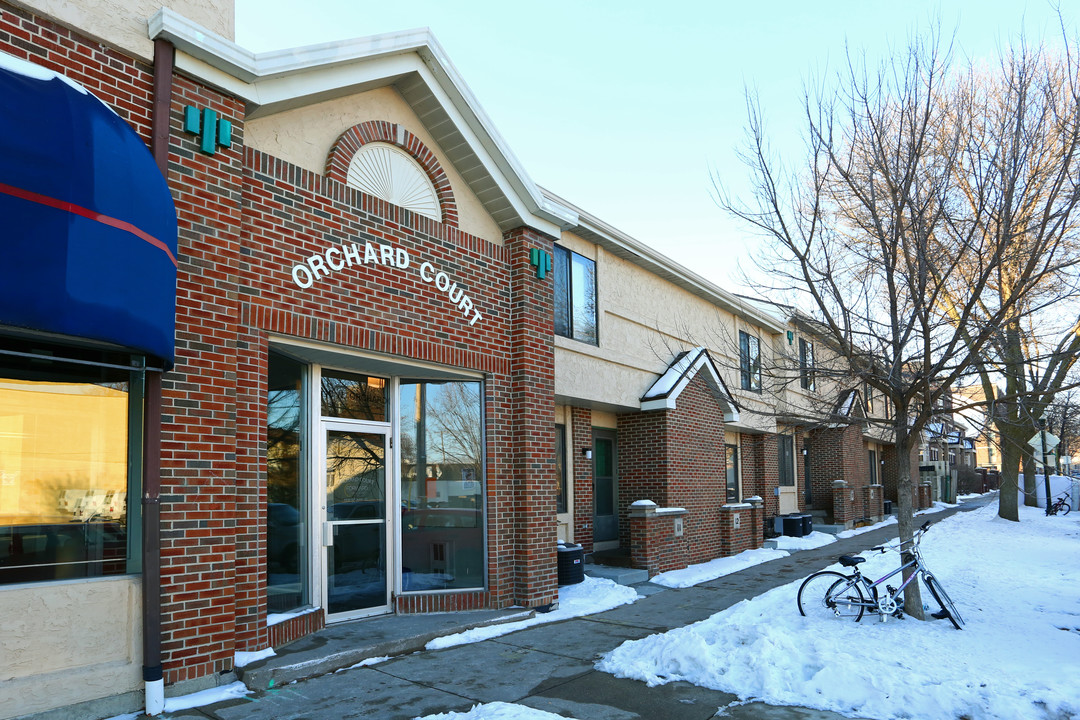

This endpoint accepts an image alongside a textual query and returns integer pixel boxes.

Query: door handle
[322,522,334,547]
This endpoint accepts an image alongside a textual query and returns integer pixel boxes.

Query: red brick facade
[1,1,560,686]
[570,407,594,552]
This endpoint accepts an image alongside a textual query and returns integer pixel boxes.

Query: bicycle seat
[838,555,866,567]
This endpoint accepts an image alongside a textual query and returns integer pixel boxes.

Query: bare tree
[719,28,1074,618]
[942,33,1080,520]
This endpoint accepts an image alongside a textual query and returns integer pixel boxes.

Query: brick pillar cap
[629,499,657,518]
[832,479,848,487]
[746,495,763,506]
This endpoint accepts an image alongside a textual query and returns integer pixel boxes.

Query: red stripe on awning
[0,180,178,267]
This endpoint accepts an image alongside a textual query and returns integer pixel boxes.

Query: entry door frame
[319,418,394,621]
[592,428,618,548]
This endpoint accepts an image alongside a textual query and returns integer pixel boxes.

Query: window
[725,443,740,503]
[399,380,484,591]
[799,338,815,391]
[267,350,308,612]
[778,435,795,486]
[556,424,568,514]
[739,331,761,392]
[869,449,878,485]
[554,245,598,344]
[864,383,875,416]
[0,338,144,585]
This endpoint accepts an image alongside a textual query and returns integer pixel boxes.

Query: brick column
[160,78,246,682]
[832,480,851,526]
[505,227,557,609]
[628,501,688,576]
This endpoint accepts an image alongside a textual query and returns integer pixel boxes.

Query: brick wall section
[267,609,324,648]
[719,501,763,557]
[741,433,779,519]
[881,442,920,504]
[504,227,558,609]
[159,75,247,684]
[616,410,669,548]
[0,3,154,142]
[570,407,594,552]
[808,423,870,523]
[618,374,744,563]
[628,506,688,576]
[662,375,727,564]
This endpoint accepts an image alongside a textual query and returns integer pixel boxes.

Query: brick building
[0,2,913,718]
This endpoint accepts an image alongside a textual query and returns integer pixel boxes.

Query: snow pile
[651,548,788,588]
[414,701,579,720]
[414,703,583,720]
[162,681,252,712]
[426,576,638,650]
[598,505,1080,720]
[770,531,836,551]
[234,647,275,667]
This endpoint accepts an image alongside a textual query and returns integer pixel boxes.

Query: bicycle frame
[843,529,933,619]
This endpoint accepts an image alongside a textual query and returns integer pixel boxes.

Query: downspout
[144,36,173,717]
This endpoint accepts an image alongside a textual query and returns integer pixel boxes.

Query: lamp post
[1040,419,1052,516]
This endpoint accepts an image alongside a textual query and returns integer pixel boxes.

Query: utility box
[556,543,584,586]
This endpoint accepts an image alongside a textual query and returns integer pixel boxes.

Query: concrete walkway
[165,497,993,720]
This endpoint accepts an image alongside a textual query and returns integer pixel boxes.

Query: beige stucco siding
[555,232,777,433]
[0,576,142,718]
[245,86,504,245]
[17,0,233,61]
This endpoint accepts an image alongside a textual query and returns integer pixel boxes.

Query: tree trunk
[1022,452,1038,507]
[996,420,1022,521]
[893,426,925,619]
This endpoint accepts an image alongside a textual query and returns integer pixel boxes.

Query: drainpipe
[144,36,173,717]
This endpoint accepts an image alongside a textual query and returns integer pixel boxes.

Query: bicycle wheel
[798,571,866,622]
[1061,502,1071,516]
[923,574,964,629]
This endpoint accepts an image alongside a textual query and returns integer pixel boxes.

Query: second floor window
[799,338,815,391]
[739,330,761,392]
[554,245,597,344]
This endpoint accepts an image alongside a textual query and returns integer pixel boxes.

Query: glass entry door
[323,423,390,618]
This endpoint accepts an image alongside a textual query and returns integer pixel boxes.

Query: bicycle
[797,520,964,630]
[1047,493,1071,516]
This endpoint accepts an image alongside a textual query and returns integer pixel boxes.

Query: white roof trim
[546,189,787,333]
[640,348,739,422]
[148,9,574,236]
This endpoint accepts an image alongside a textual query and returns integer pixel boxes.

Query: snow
[267,607,318,626]
[651,548,789,588]
[597,504,1080,720]
[770,530,836,551]
[162,681,252,713]
[1021,474,1079,508]
[342,655,391,671]
[414,701,579,720]
[425,576,638,650]
[234,647,275,667]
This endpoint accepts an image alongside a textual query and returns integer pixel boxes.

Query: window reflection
[321,370,387,421]
[399,380,483,591]
[267,351,306,612]
[0,346,137,585]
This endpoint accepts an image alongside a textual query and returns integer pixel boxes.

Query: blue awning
[0,52,177,366]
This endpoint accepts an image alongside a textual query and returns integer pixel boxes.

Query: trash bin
[557,542,584,585]
[883,500,893,515]
[781,515,806,538]
[801,514,813,536]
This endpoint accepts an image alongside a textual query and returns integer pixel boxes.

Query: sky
[233,1,1078,292]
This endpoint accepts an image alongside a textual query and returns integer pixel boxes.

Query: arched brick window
[326,121,457,227]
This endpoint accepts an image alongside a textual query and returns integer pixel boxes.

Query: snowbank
[598,505,1080,720]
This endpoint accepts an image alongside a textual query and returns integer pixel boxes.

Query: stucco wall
[0,576,142,718]
[244,86,504,246]
[554,231,777,433]
[15,0,233,61]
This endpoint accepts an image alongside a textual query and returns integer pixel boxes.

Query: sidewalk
[160,498,992,720]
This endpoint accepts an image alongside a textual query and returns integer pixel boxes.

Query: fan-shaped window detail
[346,142,441,221]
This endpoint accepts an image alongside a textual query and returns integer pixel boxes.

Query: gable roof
[149,9,575,237]
[640,347,740,421]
